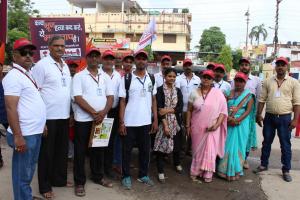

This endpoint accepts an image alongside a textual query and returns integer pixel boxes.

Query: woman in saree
[217,72,254,181]
[186,70,228,183]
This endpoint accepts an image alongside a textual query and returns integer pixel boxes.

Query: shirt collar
[248,74,254,80]
[274,74,289,81]
[132,70,149,79]
[182,73,196,80]
[84,67,102,75]
[12,63,28,73]
[47,55,66,66]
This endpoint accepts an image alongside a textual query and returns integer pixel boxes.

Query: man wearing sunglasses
[3,38,46,200]
[31,35,72,199]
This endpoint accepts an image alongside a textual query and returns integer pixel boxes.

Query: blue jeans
[261,113,292,173]
[7,133,42,200]
[113,134,122,166]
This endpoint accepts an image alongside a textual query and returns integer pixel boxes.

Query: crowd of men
[0,36,299,200]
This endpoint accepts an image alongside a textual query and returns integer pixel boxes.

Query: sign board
[29,17,86,62]
[93,38,130,49]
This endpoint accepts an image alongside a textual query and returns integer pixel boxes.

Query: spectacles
[240,63,249,67]
[276,63,286,67]
[202,75,213,80]
[234,78,245,83]
[19,49,34,57]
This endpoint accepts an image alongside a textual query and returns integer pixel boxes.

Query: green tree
[5,0,39,63]
[249,24,268,46]
[217,45,233,72]
[199,26,226,61]
[232,49,243,70]
[144,45,154,61]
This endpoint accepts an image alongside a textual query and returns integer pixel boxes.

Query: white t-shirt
[72,68,114,122]
[102,69,122,109]
[176,73,201,112]
[31,56,71,120]
[119,71,157,127]
[2,63,46,136]
[154,71,164,88]
[214,80,231,93]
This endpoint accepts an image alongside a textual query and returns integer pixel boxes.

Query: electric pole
[245,8,250,56]
[274,0,282,57]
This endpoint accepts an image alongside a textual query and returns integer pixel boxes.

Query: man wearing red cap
[3,38,46,199]
[119,50,158,189]
[72,48,114,195]
[31,35,72,198]
[213,63,231,93]
[233,57,262,169]
[101,50,122,179]
[154,55,172,88]
[255,57,300,182]
[176,58,200,157]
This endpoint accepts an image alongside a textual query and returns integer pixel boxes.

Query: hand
[69,116,75,127]
[289,118,297,130]
[256,115,264,127]
[163,126,170,137]
[14,135,27,153]
[186,126,191,137]
[119,123,127,136]
[206,124,219,132]
[95,110,106,124]
[150,120,158,134]
[42,125,48,137]
[159,108,169,116]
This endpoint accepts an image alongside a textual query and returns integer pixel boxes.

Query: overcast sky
[32,0,300,50]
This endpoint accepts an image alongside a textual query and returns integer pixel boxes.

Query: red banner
[0,0,7,64]
[29,17,86,62]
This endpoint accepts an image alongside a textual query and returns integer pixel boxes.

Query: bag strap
[124,73,132,104]
[229,92,251,117]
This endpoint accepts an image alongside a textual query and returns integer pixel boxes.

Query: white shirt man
[154,55,172,88]
[214,80,231,93]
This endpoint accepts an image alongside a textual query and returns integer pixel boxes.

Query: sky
[32,0,300,50]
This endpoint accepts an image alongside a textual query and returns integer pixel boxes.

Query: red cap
[102,50,115,59]
[134,50,148,58]
[13,38,36,50]
[234,72,248,82]
[239,57,250,64]
[183,58,193,66]
[161,55,171,62]
[122,54,134,61]
[65,59,79,67]
[86,47,101,56]
[206,62,216,70]
[202,70,215,79]
[275,57,289,65]
[214,64,226,72]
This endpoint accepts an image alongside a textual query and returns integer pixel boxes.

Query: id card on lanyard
[90,73,102,96]
[137,76,147,97]
[56,63,67,87]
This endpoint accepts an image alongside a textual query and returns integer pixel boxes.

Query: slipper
[204,178,212,183]
[253,166,268,174]
[42,191,53,200]
[75,185,86,197]
[94,178,113,188]
[66,181,74,187]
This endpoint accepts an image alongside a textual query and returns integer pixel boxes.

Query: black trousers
[0,123,8,160]
[104,107,119,174]
[156,131,182,173]
[73,121,104,185]
[122,125,151,178]
[38,119,69,194]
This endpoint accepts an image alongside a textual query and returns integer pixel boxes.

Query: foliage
[182,8,189,13]
[217,45,233,72]
[199,26,226,61]
[144,45,154,61]
[5,0,39,64]
[249,24,268,46]
[232,49,243,70]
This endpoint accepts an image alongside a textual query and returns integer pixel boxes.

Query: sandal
[253,166,268,174]
[95,178,113,188]
[204,178,212,183]
[42,191,53,200]
[66,181,74,187]
[75,185,86,197]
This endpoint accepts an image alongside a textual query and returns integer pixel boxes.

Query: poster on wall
[29,17,86,62]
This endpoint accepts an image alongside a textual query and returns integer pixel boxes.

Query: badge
[148,83,153,92]
[140,89,146,97]
[97,88,102,96]
[61,77,67,87]
[275,90,281,98]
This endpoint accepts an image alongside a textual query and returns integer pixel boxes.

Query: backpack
[125,73,155,103]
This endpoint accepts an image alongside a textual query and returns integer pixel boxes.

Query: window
[102,33,114,38]
[126,33,142,42]
[163,34,176,43]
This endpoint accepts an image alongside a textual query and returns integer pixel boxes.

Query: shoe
[175,165,184,174]
[137,176,154,186]
[158,173,165,184]
[282,172,292,182]
[122,177,132,190]
[253,166,268,174]
[243,161,250,169]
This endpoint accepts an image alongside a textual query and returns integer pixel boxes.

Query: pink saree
[190,88,228,178]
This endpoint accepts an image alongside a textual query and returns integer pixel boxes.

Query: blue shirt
[0,81,7,123]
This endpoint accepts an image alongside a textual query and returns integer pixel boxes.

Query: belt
[267,113,291,117]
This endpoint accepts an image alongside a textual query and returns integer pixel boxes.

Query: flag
[134,17,157,53]
[0,0,8,64]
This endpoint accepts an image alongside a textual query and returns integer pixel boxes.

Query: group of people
[0,36,299,200]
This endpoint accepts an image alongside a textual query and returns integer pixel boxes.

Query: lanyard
[89,73,100,87]
[201,87,212,103]
[137,76,147,89]
[217,80,223,88]
[276,79,285,89]
[12,67,38,89]
[55,63,64,76]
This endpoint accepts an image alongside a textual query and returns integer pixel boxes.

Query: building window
[163,34,176,43]
[102,33,114,38]
[126,33,142,42]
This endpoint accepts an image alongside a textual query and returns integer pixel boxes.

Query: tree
[5,0,39,63]
[144,45,154,61]
[217,45,233,72]
[232,49,243,70]
[199,26,226,61]
[249,24,268,46]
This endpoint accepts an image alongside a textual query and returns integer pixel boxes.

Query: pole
[245,9,250,56]
[274,0,282,57]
